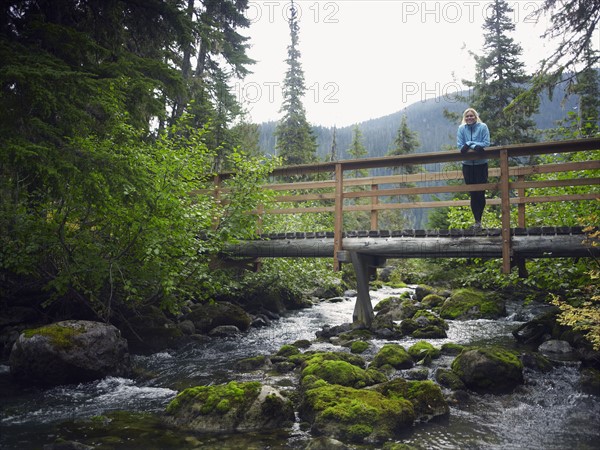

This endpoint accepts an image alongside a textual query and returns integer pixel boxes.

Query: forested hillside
[259,85,579,160]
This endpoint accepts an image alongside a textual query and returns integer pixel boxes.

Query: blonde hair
[461,108,482,125]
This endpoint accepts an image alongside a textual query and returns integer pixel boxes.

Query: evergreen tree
[464,0,539,145]
[514,0,600,107]
[330,126,338,161]
[389,114,420,174]
[274,0,317,166]
[570,48,600,137]
[347,125,368,178]
[388,114,422,227]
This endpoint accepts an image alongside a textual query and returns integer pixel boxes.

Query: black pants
[462,163,488,222]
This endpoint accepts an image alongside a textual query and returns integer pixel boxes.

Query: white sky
[235,0,585,128]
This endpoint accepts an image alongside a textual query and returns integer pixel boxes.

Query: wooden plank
[224,233,597,259]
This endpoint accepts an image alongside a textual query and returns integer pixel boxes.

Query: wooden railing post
[370,184,379,231]
[333,163,344,271]
[500,149,512,273]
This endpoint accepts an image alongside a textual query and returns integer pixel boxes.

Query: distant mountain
[259,84,580,161]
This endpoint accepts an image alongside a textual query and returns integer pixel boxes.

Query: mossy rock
[299,351,367,370]
[451,346,524,394]
[421,294,445,308]
[434,368,466,391]
[371,344,414,370]
[519,351,554,373]
[299,384,415,443]
[165,381,294,433]
[235,355,269,371]
[350,341,370,354]
[301,358,387,389]
[415,285,438,301]
[439,288,505,320]
[400,310,448,339]
[337,328,375,346]
[408,341,441,364]
[373,378,449,421]
[441,343,465,355]
[276,344,301,357]
[185,301,252,334]
[10,320,130,386]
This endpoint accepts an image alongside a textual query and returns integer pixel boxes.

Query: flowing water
[1,286,599,449]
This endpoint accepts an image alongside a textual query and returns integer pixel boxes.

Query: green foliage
[1,110,278,317]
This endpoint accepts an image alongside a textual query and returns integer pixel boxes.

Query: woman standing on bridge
[457,107,490,230]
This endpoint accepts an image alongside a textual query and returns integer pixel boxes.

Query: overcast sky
[235,0,591,128]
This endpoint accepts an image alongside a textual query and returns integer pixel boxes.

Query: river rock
[164,381,294,433]
[439,288,505,320]
[298,384,415,443]
[451,346,524,394]
[539,339,574,354]
[185,301,252,334]
[9,320,130,386]
[512,307,561,346]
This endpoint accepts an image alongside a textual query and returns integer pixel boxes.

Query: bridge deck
[226,227,595,260]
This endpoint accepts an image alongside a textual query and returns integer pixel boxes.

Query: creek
[1,286,599,449]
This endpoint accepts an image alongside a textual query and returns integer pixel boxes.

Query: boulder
[451,346,524,394]
[399,310,448,339]
[512,307,561,346]
[299,384,415,443]
[439,288,505,320]
[371,378,449,422]
[371,344,414,371]
[185,301,252,334]
[164,381,294,433]
[9,320,130,386]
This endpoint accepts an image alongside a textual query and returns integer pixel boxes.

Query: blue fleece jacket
[457,122,490,165]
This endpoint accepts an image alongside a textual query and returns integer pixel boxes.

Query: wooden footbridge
[205,138,600,326]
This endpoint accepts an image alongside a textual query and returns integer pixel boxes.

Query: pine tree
[513,0,600,107]
[274,0,317,166]
[389,114,420,174]
[347,125,368,178]
[465,0,539,145]
[388,114,422,227]
[329,126,338,162]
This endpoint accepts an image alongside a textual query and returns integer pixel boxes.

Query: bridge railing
[210,138,600,273]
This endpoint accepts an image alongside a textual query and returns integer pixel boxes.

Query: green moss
[421,294,445,308]
[23,323,85,349]
[276,344,300,357]
[374,296,397,312]
[373,378,449,419]
[439,288,504,320]
[301,351,367,369]
[166,381,261,415]
[371,344,413,370]
[350,341,369,354]
[408,341,441,363]
[441,343,465,355]
[303,384,415,443]
[301,359,384,389]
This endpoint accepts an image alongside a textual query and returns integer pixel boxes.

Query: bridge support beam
[349,252,382,328]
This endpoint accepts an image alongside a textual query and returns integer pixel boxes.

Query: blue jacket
[457,122,490,165]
